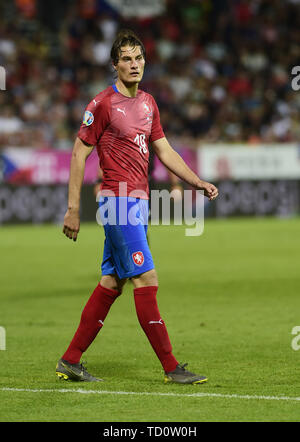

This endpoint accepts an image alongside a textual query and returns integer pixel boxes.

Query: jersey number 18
[134,134,147,154]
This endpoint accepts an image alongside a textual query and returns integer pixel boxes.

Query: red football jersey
[78,85,165,198]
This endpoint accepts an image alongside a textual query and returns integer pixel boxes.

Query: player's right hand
[63,209,80,242]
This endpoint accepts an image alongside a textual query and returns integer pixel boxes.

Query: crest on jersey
[83,110,94,126]
[132,251,144,267]
[143,103,153,122]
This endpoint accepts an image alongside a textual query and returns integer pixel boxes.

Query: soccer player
[56,30,218,384]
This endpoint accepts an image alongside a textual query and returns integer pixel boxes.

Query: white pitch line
[1,387,300,402]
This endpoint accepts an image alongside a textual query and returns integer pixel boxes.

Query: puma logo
[149,319,163,325]
[117,107,126,116]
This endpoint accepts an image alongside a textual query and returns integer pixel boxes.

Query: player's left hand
[198,181,219,201]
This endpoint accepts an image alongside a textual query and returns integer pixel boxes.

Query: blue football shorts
[98,196,154,279]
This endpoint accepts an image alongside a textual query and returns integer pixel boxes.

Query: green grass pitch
[1,217,300,422]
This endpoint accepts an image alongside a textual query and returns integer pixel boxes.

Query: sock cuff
[98,283,121,299]
[133,285,158,297]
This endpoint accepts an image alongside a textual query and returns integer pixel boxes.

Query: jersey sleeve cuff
[77,132,95,147]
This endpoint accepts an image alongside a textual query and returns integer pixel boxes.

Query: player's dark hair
[110,29,146,65]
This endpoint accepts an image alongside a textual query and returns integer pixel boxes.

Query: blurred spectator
[0,0,300,149]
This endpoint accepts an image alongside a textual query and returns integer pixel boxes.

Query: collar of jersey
[112,83,138,99]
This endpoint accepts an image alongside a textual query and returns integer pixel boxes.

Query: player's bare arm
[152,136,219,200]
[63,137,94,241]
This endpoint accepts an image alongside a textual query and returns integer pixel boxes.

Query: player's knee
[132,269,158,288]
[100,275,127,295]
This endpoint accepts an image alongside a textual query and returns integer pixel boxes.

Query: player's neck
[115,80,139,98]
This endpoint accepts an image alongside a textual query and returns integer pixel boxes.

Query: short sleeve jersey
[78,85,165,199]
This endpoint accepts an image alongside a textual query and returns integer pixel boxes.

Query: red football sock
[62,283,120,364]
[134,286,178,373]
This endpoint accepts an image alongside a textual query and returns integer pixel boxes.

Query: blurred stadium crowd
[0,0,300,150]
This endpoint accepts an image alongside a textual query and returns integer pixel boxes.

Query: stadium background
[1,0,300,223]
[1,0,300,424]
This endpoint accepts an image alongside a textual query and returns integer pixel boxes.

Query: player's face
[114,45,145,85]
